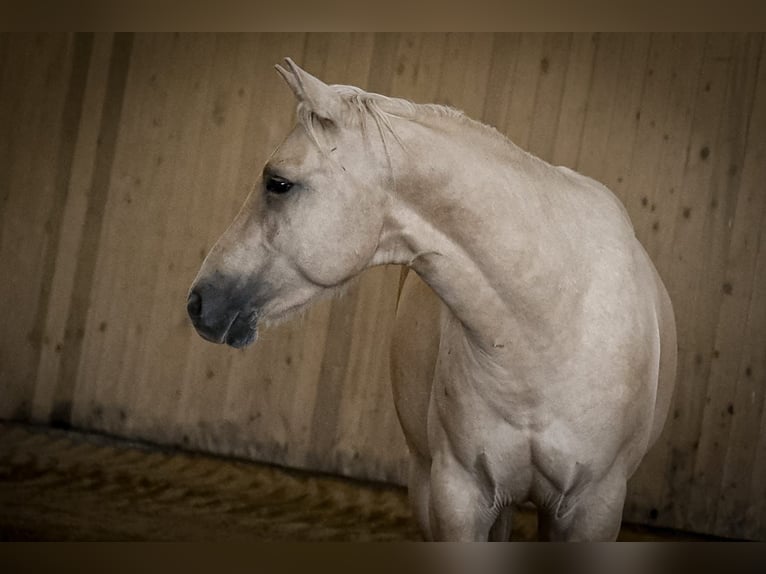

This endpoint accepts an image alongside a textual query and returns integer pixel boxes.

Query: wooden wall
[0,33,764,540]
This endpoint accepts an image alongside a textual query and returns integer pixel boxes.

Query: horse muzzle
[187,277,259,349]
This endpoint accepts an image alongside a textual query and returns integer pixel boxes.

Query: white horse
[187,59,677,541]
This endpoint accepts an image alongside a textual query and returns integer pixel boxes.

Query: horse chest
[431,325,542,431]
[428,343,541,496]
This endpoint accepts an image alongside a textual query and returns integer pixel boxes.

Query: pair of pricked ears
[275,58,345,124]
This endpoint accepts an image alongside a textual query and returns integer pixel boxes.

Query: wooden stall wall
[0,33,764,540]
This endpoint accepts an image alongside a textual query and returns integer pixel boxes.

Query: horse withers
[187,58,677,541]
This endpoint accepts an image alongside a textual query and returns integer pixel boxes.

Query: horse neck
[378,115,580,352]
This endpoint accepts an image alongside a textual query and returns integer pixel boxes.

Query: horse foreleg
[429,452,496,541]
[408,452,433,540]
[488,506,514,541]
[537,469,627,541]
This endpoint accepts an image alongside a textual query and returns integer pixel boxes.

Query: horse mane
[294,84,525,187]
[334,84,465,122]
[296,84,504,152]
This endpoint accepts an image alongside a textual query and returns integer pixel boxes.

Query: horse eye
[265,176,294,194]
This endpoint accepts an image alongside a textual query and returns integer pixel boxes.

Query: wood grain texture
[0,33,763,539]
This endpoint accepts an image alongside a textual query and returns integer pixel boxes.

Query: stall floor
[0,422,718,541]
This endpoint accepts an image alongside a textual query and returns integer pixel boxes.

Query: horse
[187,58,677,541]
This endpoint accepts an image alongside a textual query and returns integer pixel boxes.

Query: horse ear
[275,58,343,122]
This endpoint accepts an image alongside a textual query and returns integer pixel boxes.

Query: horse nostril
[187,289,202,319]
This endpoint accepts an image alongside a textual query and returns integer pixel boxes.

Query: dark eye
[265,175,294,194]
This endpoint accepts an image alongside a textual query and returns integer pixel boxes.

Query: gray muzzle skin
[187,273,259,349]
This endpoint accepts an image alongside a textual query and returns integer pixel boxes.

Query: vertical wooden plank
[689,34,765,537]
[754,393,766,538]
[636,34,707,265]
[628,35,701,249]
[64,33,160,435]
[549,33,599,168]
[51,33,134,429]
[591,33,652,205]
[622,33,707,524]
[738,40,766,538]
[575,33,625,177]
[32,33,114,421]
[0,34,75,419]
[482,34,521,131]
[714,81,766,534]
[432,33,494,120]
[331,270,401,477]
[681,34,762,536]
[639,36,708,257]
[526,33,572,162]
[390,33,448,104]
[652,33,737,532]
[0,31,13,242]
[23,32,95,420]
[501,33,546,148]
[749,274,766,538]
[433,33,469,108]
[0,33,9,85]
[129,34,246,441]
